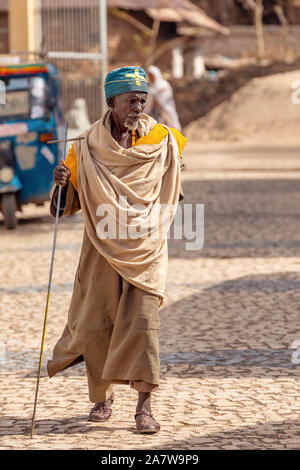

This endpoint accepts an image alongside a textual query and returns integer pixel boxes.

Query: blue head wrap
[105,66,148,100]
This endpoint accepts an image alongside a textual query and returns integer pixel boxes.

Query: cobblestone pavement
[0,143,300,450]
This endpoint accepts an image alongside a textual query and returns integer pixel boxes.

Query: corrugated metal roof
[110,0,229,33]
[0,0,201,9]
[108,0,195,8]
[146,5,229,34]
[0,0,229,34]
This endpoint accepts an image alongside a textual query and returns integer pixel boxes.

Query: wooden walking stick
[30,124,78,438]
[47,136,84,144]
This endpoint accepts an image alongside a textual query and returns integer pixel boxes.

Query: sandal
[88,393,115,422]
[135,410,160,434]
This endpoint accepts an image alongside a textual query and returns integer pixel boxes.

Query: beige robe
[47,183,161,400]
[47,114,183,400]
[72,111,181,300]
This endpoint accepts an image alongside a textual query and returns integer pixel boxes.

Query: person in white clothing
[144,65,182,132]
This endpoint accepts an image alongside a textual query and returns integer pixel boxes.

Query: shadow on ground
[168,178,300,259]
[0,415,134,436]
[149,419,300,450]
[0,212,83,235]
[1,416,299,450]
[2,178,300,258]
[158,271,300,378]
[2,271,299,380]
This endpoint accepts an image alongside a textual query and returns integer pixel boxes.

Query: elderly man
[47,66,187,434]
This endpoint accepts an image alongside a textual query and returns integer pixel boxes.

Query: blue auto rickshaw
[0,61,64,229]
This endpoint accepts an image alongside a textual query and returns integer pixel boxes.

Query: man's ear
[107,97,114,108]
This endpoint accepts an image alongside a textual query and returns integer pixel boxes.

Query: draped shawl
[73,110,181,300]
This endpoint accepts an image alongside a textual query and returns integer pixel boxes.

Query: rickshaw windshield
[0,76,48,120]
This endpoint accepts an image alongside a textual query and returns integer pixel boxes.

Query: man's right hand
[53,159,71,187]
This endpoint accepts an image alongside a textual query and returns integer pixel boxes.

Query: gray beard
[124,117,139,131]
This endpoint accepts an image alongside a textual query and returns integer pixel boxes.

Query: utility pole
[99,0,107,116]
[246,0,265,62]
[9,0,37,57]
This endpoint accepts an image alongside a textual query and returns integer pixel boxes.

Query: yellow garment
[65,145,78,191]
[131,129,136,145]
[135,123,187,155]
[65,123,187,192]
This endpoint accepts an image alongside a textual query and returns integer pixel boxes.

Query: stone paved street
[0,143,300,450]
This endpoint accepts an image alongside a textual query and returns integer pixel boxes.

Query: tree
[239,0,265,60]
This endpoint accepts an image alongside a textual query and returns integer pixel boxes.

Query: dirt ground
[173,59,300,129]
[185,70,300,145]
[0,141,300,450]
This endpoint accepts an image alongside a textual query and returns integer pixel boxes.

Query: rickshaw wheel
[2,193,17,230]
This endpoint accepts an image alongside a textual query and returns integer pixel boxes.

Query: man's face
[110,91,147,130]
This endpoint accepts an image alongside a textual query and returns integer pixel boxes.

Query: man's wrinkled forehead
[114,91,148,102]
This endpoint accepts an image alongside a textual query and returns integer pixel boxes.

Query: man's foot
[135,410,160,433]
[87,393,114,422]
